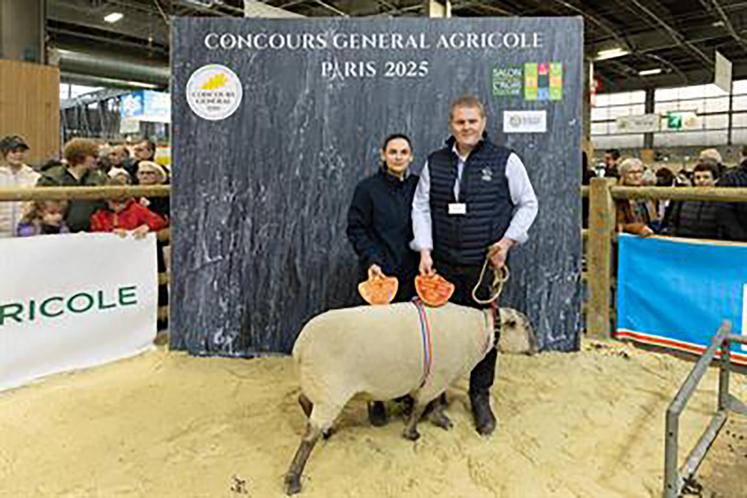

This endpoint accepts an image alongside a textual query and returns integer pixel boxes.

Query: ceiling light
[126,81,161,89]
[595,47,630,61]
[639,68,663,76]
[104,12,124,23]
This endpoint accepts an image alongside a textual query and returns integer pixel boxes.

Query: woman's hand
[368,264,384,279]
[113,228,128,238]
[639,226,655,237]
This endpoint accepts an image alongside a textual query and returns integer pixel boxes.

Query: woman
[347,133,419,301]
[136,161,169,220]
[346,133,419,426]
[0,135,40,238]
[615,158,657,236]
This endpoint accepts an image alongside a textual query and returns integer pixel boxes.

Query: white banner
[616,114,660,133]
[0,233,158,391]
[503,110,547,133]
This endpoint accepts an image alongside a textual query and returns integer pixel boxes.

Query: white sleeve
[503,153,538,244]
[410,161,433,251]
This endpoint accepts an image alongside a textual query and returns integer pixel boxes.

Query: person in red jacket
[90,177,167,238]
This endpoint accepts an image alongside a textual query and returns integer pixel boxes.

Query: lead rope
[471,256,510,305]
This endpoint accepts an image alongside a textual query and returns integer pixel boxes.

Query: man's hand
[419,250,434,275]
[488,238,515,269]
[113,228,128,238]
[132,225,150,239]
[367,264,384,279]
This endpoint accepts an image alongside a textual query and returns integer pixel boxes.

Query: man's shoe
[470,392,496,436]
[368,401,388,427]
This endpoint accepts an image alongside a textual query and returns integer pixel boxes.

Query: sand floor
[1,340,746,498]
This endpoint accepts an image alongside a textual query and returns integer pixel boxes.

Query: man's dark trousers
[435,260,501,395]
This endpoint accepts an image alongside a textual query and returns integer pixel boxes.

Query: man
[603,149,620,179]
[0,135,40,237]
[126,139,156,183]
[412,96,538,436]
[37,138,107,232]
[718,157,747,241]
[661,160,720,239]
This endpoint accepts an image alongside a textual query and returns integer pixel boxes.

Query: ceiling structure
[45,0,747,93]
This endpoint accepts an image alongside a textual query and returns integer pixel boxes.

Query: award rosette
[358,274,399,305]
[415,274,455,307]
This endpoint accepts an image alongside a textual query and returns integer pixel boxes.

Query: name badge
[448,203,467,215]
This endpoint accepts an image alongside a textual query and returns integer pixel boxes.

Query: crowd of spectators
[0,134,171,328]
[0,135,169,238]
[583,147,747,242]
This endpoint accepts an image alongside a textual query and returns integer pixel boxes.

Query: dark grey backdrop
[170,17,583,356]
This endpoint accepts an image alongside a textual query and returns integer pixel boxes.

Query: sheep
[497,307,539,355]
[284,301,496,495]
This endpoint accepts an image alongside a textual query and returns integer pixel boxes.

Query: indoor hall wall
[0,60,60,165]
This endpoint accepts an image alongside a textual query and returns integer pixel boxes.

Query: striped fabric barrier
[616,234,747,364]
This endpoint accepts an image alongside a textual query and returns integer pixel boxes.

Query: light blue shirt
[411,148,538,251]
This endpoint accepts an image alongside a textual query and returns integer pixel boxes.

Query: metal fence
[664,322,747,498]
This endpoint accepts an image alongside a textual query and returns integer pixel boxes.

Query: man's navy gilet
[429,138,514,266]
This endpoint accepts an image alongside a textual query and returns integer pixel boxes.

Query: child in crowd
[107,167,132,184]
[90,177,167,238]
[16,200,70,236]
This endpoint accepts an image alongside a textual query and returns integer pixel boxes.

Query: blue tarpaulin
[616,234,747,363]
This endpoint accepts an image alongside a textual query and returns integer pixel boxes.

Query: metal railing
[664,321,747,498]
[0,185,172,321]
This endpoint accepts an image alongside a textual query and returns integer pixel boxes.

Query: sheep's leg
[298,394,313,418]
[402,402,428,441]
[427,394,453,430]
[284,422,322,495]
[298,394,334,438]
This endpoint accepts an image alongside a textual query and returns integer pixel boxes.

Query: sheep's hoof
[402,428,420,441]
[285,474,302,495]
[322,427,335,439]
[429,410,453,430]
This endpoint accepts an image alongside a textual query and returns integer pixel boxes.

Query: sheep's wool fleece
[292,302,493,404]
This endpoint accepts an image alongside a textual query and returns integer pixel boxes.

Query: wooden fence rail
[0,185,170,202]
[0,185,173,325]
[3,183,746,340]
[585,179,747,338]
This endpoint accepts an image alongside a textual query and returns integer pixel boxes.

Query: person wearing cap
[698,148,726,178]
[136,161,169,220]
[37,138,107,232]
[0,135,40,238]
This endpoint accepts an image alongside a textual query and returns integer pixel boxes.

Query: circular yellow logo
[186,64,242,121]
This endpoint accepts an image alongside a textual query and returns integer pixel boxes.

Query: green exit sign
[667,112,683,130]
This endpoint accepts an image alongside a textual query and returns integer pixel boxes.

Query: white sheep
[284,301,495,495]
[498,307,539,355]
